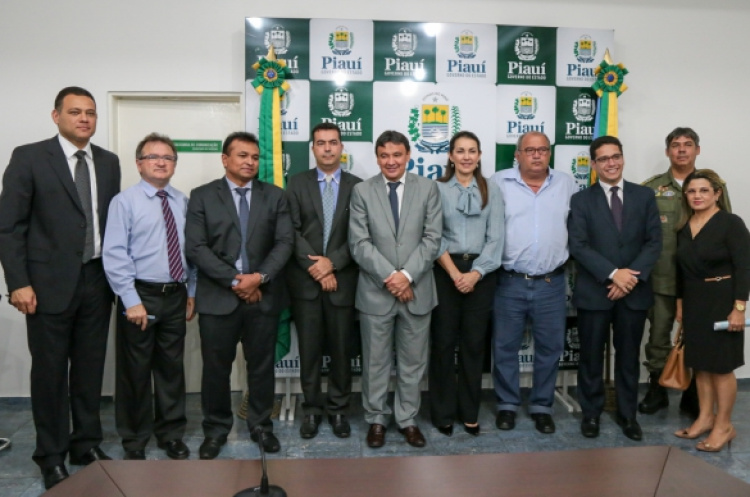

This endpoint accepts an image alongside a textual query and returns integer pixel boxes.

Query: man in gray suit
[349,130,442,448]
[185,132,293,458]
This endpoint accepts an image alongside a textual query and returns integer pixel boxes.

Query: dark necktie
[388,181,400,233]
[610,186,623,232]
[236,187,250,274]
[156,190,185,282]
[322,175,334,255]
[74,150,95,262]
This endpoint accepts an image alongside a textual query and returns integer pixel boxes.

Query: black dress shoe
[124,449,146,460]
[158,439,190,460]
[638,371,669,414]
[495,410,516,431]
[436,424,454,437]
[615,415,643,441]
[300,414,322,439]
[250,430,281,453]
[328,414,351,438]
[531,413,556,434]
[463,424,480,436]
[69,446,112,465]
[199,437,226,460]
[42,464,69,490]
[581,417,600,438]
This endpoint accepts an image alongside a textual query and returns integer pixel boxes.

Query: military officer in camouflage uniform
[639,127,731,416]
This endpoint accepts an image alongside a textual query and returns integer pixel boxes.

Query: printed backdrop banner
[245,18,614,378]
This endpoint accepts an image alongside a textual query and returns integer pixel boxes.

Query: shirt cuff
[121,289,143,310]
[608,269,617,280]
[400,269,413,283]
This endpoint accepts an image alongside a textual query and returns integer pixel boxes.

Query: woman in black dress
[673,169,750,452]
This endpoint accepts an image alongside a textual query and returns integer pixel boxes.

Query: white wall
[1,0,749,395]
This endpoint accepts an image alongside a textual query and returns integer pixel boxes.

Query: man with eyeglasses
[568,136,661,441]
[103,133,196,461]
[639,128,731,418]
[490,131,577,434]
[0,87,120,489]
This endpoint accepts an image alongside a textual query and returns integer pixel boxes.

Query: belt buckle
[524,273,532,280]
[161,284,169,293]
[462,253,470,261]
[713,276,725,282]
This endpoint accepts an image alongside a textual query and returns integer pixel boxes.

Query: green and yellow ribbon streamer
[590,50,628,184]
[251,47,292,362]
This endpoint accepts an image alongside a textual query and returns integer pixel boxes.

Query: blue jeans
[492,272,567,414]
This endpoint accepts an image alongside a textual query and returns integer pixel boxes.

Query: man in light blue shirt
[103,133,196,461]
[490,131,577,434]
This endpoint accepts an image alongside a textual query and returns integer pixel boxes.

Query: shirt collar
[599,179,624,195]
[317,167,341,183]
[139,179,175,198]
[381,172,406,186]
[57,134,93,160]
[448,175,477,189]
[225,176,253,191]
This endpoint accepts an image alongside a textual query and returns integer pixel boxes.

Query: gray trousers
[359,304,430,428]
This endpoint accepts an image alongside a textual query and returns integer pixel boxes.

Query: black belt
[503,266,565,280]
[135,280,185,295]
[449,253,480,261]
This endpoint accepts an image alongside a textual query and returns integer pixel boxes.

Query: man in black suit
[286,123,362,439]
[185,132,293,458]
[0,87,120,489]
[568,136,661,441]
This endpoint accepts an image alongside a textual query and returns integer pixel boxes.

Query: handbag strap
[673,324,683,346]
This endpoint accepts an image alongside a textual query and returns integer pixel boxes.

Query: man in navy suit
[0,87,121,489]
[185,132,293,459]
[568,136,661,441]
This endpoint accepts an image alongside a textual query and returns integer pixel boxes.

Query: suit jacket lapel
[245,179,262,240]
[47,138,83,212]
[398,174,416,239]
[374,175,397,237]
[621,181,636,234]
[330,171,352,232]
[306,170,325,228]
[592,182,621,238]
[217,179,242,234]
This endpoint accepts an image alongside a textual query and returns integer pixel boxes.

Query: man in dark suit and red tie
[568,136,661,442]
[0,87,121,489]
[286,123,362,439]
[186,131,293,459]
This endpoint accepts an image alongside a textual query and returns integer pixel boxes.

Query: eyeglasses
[593,153,623,165]
[138,154,177,163]
[521,147,550,156]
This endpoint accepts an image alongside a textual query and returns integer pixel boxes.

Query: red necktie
[157,190,185,282]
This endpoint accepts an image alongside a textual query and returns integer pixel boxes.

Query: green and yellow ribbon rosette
[251,47,291,189]
[590,49,628,184]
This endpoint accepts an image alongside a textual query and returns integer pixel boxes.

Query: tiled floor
[2,384,750,496]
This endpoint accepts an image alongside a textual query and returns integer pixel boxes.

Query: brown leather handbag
[659,326,691,390]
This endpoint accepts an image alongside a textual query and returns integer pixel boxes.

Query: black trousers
[199,304,278,439]
[576,305,647,420]
[26,259,112,469]
[429,258,497,427]
[292,294,355,416]
[115,282,187,451]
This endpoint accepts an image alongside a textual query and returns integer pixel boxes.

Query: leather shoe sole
[328,414,351,438]
[366,424,386,448]
[251,431,281,453]
[495,410,516,431]
[398,426,426,448]
[199,437,226,460]
[158,439,190,460]
[581,417,600,438]
[531,413,556,434]
[42,464,69,490]
[69,446,112,466]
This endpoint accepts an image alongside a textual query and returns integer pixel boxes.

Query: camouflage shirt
[642,168,731,296]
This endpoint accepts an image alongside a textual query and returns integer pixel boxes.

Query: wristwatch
[736,302,746,312]
[259,273,269,284]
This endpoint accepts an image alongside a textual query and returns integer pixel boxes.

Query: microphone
[233,426,287,497]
